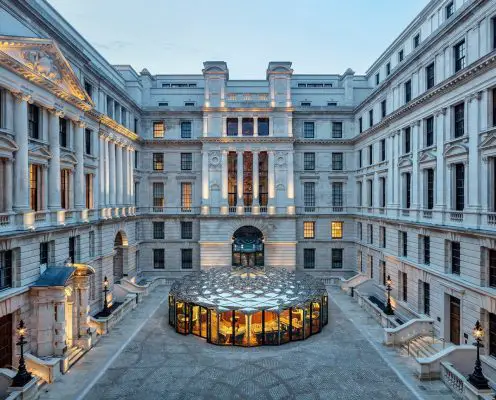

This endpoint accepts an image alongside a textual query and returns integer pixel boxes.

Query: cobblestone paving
[83,298,420,400]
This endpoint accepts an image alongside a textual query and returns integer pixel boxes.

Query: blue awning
[32,266,76,287]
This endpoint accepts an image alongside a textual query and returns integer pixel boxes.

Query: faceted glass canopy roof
[169,266,327,314]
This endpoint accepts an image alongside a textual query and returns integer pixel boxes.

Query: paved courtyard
[40,286,454,400]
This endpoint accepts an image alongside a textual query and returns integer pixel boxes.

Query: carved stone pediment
[398,155,413,169]
[479,130,496,155]
[443,142,468,159]
[418,149,437,165]
[60,151,78,168]
[0,36,93,110]
[28,142,52,163]
[0,132,19,158]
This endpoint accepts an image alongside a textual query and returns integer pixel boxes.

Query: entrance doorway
[449,296,460,345]
[113,231,127,282]
[0,314,12,368]
[232,226,264,267]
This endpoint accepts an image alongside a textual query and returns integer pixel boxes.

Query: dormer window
[327,102,338,107]
[158,102,169,107]
[301,102,311,107]
[184,102,195,107]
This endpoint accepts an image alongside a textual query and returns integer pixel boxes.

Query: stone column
[116,144,123,207]
[5,91,14,131]
[221,150,228,213]
[98,136,105,209]
[48,111,61,210]
[393,132,400,209]
[201,151,209,214]
[109,140,116,207]
[287,151,294,214]
[238,118,242,137]
[387,134,394,207]
[4,159,13,212]
[435,109,446,211]
[123,148,129,207]
[252,151,259,213]
[253,117,258,137]
[222,117,227,137]
[69,170,74,209]
[74,121,85,209]
[130,150,135,210]
[268,150,275,213]
[411,121,420,210]
[467,92,481,211]
[42,165,48,210]
[237,151,244,213]
[288,116,293,137]
[13,94,29,211]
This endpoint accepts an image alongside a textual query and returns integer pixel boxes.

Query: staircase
[402,336,450,359]
[66,346,85,369]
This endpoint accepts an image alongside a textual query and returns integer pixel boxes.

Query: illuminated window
[153,121,165,138]
[153,153,164,171]
[85,173,94,209]
[61,169,70,209]
[303,221,315,239]
[29,164,41,211]
[181,182,192,212]
[331,221,343,239]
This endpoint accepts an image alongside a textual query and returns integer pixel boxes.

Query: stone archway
[113,231,128,282]
[232,226,264,267]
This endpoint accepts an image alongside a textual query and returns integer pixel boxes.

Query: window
[381,260,387,285]
[332,122,343,138]
[332,153,343,171]
[242,118,254,136]
[181,249,193,269]
[89,231,95,258]
[493,17,496,50]
[358,117,363,133]
[367,180,373,207]
[332,183,343,207]
[454,163,465,210]
[153,222,165,239]
[413,33,420,49]
[152,182,164,210]
[85,128,92,155]
[401,231,408,257]
[423,236,431,265]
[303,249,315,269]
[357,182,362,206]
[446,1,454,19]
[40,242,49,265]
[493,89,496,127]
[454,103,465,138]
[398,49,404,62]
[402,272,408,302]
[369,109,374,127]
[181,221,193,239]
[303,221,315,239]
[426,169,435,210]
[304,182,315,212]
[368,224,373,244]
[301,102,311,107]
[386,62,391,76]
[304,153,315,170]
[227,118,238,136]
[491,313,496,357]
[181,182,192,212]
[368,255,374,279]
[181,121,192,138]
[61,169,70,209]
[358,251,363,272]
[423,282,430,315]
[85,174,94,209]
[380,177,386,207]
[29,164,41,211]
[153,249,165,269]
[184,102,195,107]
[404,127,411,153]
[181,153,192,171]
[331,222,343,239]
[357,222,363,241]
[106,96,113,118]
[405,80,412,103]
[368,145,373,165]
[134,118,139,133]
[381,99,387,119]
[454,40,466,72]
[303,122,315,138]
[375,73,380,86]
[153,153,164,171]
[380,139,386,161]
[69,236,77,263]
[380,226,386,248]
[426,63,435,90]
[489,249,496,288]
[158,102,169,107]
[404,172,411,209]
[451,241,461,275]
[425,116,434,147]
[258,118,269,136]
[59,118,68,148]
[28,104,39,139]
[153,122,165,138]
[134,151,139,169]
[84,80,93,98]
[331,249,343,269]
[327,102,338,107]
[358,149,362,168]
[0,250,12,290]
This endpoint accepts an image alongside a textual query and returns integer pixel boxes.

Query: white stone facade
[0,0,495,372]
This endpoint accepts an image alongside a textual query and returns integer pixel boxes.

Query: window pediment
[398,155,413,169]
[443,143,468,160]
[479,130,496,157]
[60,151,78,168]
[418,149,437,167]
[0,132,19,158]
[28,142,52,163]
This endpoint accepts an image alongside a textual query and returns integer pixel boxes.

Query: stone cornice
[87,109,139,142]
[141,139,202,146]
[294,139,353,145]
[354,50,496,141]
[202,107,294,113]
[200,137,295,144]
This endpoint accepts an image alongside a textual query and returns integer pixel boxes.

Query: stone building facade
[0,0,495,377]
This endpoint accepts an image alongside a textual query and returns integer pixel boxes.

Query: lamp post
[468,320,489,390]
[102,276,110,316]
[12,320,33,387]
[385,275,394,315]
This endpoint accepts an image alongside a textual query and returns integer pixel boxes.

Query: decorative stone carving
[23,50,62,83]
[274,152,287,167]
[209,151,221,169]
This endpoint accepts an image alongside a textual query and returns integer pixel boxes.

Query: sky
[46,0,431,79]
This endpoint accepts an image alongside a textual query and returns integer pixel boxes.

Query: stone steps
[402,336,446,358]
[67,346,85,368]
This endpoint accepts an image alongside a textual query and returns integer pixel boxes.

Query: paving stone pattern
[83,294,419,400]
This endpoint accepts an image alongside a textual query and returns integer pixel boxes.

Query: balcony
[449,211,464,222]
[142,207,201,215]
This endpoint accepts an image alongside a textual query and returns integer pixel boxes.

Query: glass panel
[191,305,200,336]
[264,311,279,345]
[322,296,329,326]
[311,302,321,334]
[279,309,291,344]
[304,304,312,338]
[250,312,263,346]
[176,302,189,335]
[168,295,175,326]
[218,311,233,345]
[209,310,218,344]
[200,307,208,338]
[291,307,304,340]
[234,311,247,346]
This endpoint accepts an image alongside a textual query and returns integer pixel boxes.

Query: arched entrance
[113,231,128,282]
[232,226,264,267]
